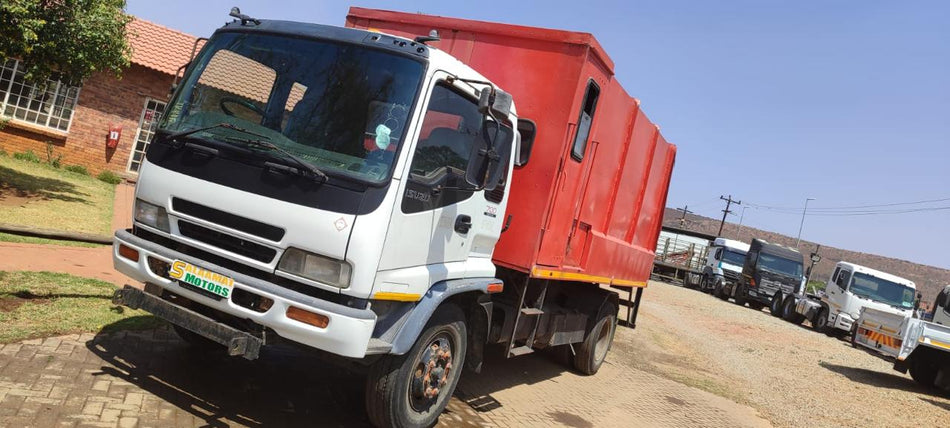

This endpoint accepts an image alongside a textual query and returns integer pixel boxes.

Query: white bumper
[113,231,377,358]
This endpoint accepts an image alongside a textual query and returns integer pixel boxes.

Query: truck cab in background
[701,238,749,294]
[721,238,803,312]
[791,262,917,333]
[932,285,950,325]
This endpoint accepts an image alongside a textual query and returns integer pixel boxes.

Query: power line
[748,205,950,217]
[746,196,950,213]
[718,195,740,236]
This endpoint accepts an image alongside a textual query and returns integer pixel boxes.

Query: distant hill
[663,208,950,303]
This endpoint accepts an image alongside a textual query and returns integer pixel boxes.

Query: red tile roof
[127,18,201,76]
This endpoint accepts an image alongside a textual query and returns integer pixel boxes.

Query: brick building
[0,18,198,175]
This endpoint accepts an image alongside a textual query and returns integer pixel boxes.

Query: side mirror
[515,119,536,167]
[465,120,513,191]
[478,87,513,119]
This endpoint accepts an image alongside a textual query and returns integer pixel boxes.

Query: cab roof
[836,261,916,288]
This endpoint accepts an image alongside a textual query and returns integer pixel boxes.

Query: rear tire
[769,292,783,317]
[909,356,939,388]
[782,295,805,325]
[573,308,617,375]
[365,304,467,428]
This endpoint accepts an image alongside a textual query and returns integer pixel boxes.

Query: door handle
[454,215,472,234]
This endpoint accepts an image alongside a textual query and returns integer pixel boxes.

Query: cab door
[826,267,851,322]
[379,73,508,280]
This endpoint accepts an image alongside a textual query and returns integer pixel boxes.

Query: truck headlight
[134,199,170,232]
[278,248,351,288]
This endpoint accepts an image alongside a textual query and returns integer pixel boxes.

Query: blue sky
[126,1,950,269]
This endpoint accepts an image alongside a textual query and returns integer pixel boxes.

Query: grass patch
[0,232,106,248]
[0,271,162,343]
[0,155,115,235]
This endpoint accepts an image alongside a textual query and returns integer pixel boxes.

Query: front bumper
[113,229,377,358]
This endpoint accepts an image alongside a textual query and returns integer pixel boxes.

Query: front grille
[723,270,741,282]
[172,198,285,241]
[178,220,277,263]
[133,227,365,309]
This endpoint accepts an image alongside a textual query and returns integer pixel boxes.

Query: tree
[0,0,132,85]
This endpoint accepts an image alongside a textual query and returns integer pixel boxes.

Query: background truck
[782,262,917,333]
[111,7,676,427]
[698,238,750,294]
[852,287,950,391]
[652,226,715,287]
[720,238,803,312]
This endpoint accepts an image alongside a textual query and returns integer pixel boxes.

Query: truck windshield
[721,250,746,266]
[159,32,424,184]
[758,253,802,278]
[850,273,915,309]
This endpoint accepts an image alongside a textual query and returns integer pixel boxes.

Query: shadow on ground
[818,361,925,394]
[0,165,89,204]
[84,324,542,426]
[86,325,374,427]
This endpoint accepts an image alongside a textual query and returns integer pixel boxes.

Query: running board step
[520,307,544,315]
[508,346,534,357]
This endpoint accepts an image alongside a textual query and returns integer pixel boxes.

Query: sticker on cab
[168,260,234,299]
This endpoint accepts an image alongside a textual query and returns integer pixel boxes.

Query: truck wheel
[714,279,728,300]
[733,287,747,306]
[365,304,467,428]
[699,276,709,293]
[769,292,783,317]
[782,296,804,325]
[812,309,828,333]
[909,356,938,388]
[748,301,765,311]
[573,309,617,375]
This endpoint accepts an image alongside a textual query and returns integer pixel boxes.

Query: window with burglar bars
[128,98,166,172]
[0,59,81,132]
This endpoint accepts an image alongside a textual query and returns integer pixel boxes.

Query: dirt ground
[620,280,950,427]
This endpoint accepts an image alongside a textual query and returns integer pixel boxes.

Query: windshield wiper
[224,136,327,182]
[163,122,268,142]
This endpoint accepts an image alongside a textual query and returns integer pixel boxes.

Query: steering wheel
[220,97,265,117]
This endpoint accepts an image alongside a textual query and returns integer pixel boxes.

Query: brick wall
[0,65,173,175]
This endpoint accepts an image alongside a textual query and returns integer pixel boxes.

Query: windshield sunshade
[160,32,424,184]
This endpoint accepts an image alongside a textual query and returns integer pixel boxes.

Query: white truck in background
[781,262,917,335]
[699,238,749,294]
[851,284,950,391]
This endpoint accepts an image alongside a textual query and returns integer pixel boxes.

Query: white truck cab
[786,261,917,333]
[699,238,749,294]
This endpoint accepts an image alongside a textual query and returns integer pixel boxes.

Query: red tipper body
[346,8,676,289]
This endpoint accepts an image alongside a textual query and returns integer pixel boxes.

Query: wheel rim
[593,318,613,363]
[817,313,827,328]
[408,332,455,412]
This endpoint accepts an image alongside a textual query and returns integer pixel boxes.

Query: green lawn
[0,155,115,236]
[0,271,162,343]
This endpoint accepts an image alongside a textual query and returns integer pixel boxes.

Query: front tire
[769,292,783,316]
[365,304,467,428]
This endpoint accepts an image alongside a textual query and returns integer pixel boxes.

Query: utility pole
[675,205,692,228]
[718,195,740,236]
[796,197,815,248]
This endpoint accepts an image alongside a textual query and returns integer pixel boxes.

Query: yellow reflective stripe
[531,267,647,288]
[372,292,422,302]
[921,337,950,351]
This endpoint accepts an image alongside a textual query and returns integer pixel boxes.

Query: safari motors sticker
[334,217,348,231]
[169,260,233,298]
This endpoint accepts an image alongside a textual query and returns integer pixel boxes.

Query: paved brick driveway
[0,322,769,427]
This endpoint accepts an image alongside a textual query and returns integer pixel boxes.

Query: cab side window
[403,83,481,214]
[836,270,851,290]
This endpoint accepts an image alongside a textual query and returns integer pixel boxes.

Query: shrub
[64,165,90,175]
[96,170,123,185]
[46,142,63,168]
[0,147,7,157]
[13,150,41,163]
